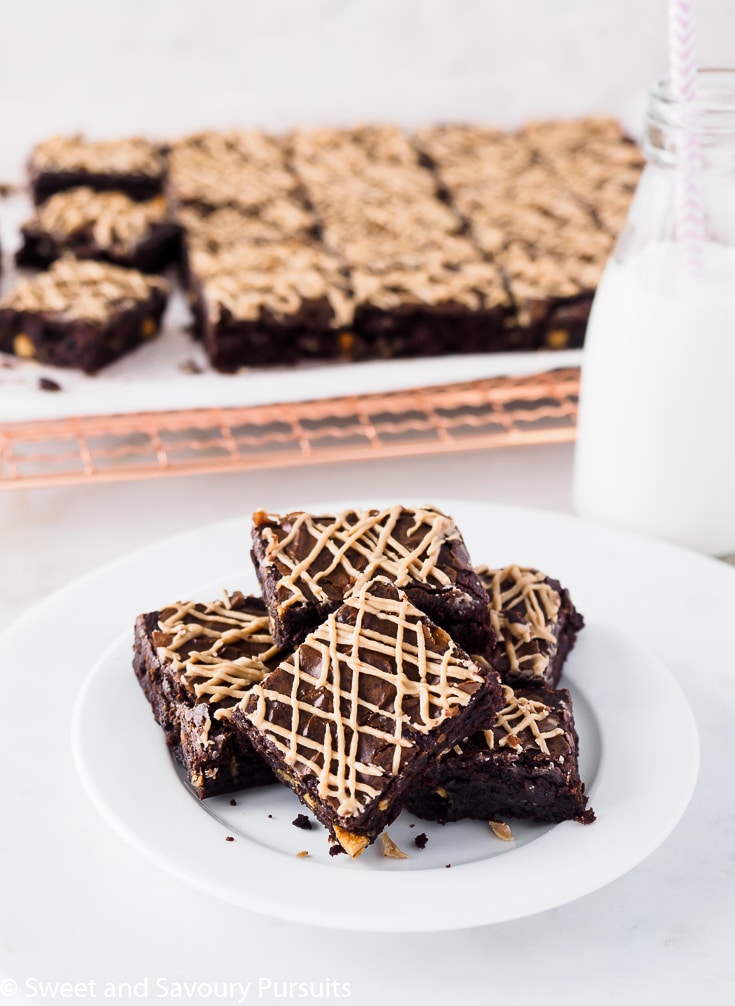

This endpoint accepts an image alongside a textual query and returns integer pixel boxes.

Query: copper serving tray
[0,366,579,490]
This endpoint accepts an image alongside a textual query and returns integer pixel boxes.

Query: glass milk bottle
[573,70,735,555]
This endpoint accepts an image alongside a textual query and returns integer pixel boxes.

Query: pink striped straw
[668,0,705,272]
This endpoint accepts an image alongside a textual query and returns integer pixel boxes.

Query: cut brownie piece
[15,188,180,273]
[133,592,284,799]
[187,242,353,370]
[232,578,504,855]
[406,684,595,825]
[251,505,492,653]
[0,258,168,373]
[476,565,584,688]
[28,134,166,204]
[167,129,299,215]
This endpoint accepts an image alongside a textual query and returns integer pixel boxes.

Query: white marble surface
[1,0,735,178]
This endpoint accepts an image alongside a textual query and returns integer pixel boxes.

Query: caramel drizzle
[155,595,280,719]
[29,188,168,251]
[482,685,564,756]
[245,579,483,817]
[479,564,561,679]
[0,258,167,322]
[260,506,459,610]
[31,134,163,175]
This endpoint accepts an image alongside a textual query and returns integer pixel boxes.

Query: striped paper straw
[668,0,705,272]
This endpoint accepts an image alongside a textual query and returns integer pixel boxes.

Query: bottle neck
[644,69,735,171]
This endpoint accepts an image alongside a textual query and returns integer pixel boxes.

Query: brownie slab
[232,578,504,855]
[0,258,168,373]
[16,188,180,273]
[476,564,584,688]
[133,592,284,799]
[29,134,166,204]
[251,505,492,653]
[406,684,595,825]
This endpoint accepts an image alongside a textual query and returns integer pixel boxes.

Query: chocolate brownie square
[15,188,180,273]
[133,592,284,799]
[406,684,595,825]
[28,134,166,204]
[187,242,353,370]
[0,259,168,373]
[232,578,504,855]
[251,505,492,653]
[167,129,298,215]
[476,565,584,688]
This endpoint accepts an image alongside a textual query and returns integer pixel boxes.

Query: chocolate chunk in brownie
[28,134,166,204]
[232,577,503,856]
[16,188,180,273]
[406,684,594,825]
[251,505,492,653]
[0,258,169,373]
[476,564,584,687]
[133,592,284,799]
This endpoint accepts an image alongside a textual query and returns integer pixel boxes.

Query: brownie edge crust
[133,592,283,798]
[232,578,503,856]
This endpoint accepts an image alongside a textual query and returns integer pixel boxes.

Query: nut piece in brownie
[133,592,284,799]
[476,564,584,688]
[16,188,180,273]
[251,505,492,653]
[406,684,595,825]
[28,134,166,204]
[232,578,504,856]
[0,258,168,373]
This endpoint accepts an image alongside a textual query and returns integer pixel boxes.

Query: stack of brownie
[0,118,642,374]
[134,504,594,859]
[0,135,174,372]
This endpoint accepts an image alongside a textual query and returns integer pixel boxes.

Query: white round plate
[71,501,699,932]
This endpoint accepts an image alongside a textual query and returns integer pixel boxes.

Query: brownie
[290,126,513,357]
[406,684,595,825]
[15,188,180,273]
[0,259,169,373]
[167,129,299,215]
[28,134,166,204]
[251,505,492,654]
[232,577,504,855]
[413,122,632,349]
[187,242,353,370]
[476,564,584,688]
[133,592,284,799]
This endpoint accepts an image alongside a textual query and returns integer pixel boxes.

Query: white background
[1,0,735,179]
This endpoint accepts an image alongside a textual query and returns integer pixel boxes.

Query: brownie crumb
[39,377,62,392]
[229,798,237,806]
[0,182,15,197]
[409,823,416,828]
[296,850,309,858]
[329,844,346,857]
[225,836,234,842]
[414,833,429,850]
[445,863,452,869]
[292,813,313,831]
[267,814,273,819]
[179,358,203,374]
